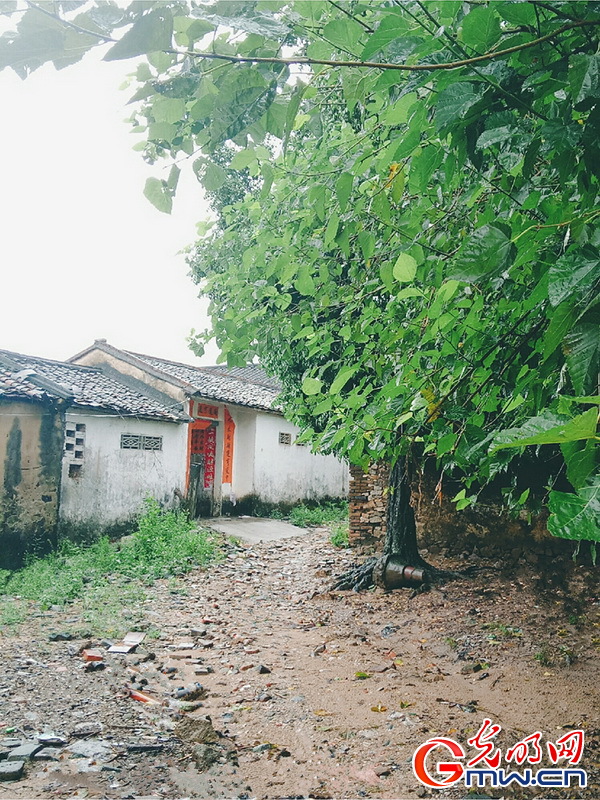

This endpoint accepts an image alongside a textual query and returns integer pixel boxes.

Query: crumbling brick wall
[349,462,573,563]
[348,463,388,550]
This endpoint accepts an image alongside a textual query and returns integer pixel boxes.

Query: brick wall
[348,463,389,550]
[349,462,574,565]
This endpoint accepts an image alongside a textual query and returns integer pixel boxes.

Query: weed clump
[0,499,219,630]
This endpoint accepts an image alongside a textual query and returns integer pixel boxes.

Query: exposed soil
[0,528,598,799]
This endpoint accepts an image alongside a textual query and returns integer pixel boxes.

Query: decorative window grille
[65,422,85,477]
[279,432,292,445]
[120,434,163,451]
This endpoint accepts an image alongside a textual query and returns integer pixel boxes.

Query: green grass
[287,500,348,528]
[0,499,219,633]
[329,522,350,548]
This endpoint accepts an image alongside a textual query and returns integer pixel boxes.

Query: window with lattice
[279,432,292,445]
[121,434,162,451]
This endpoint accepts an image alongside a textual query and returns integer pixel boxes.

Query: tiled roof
[0,349,187,421]
[0,364,56,401]
[126,351,281,411]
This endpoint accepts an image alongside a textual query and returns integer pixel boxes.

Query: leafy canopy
[3,0,599,543]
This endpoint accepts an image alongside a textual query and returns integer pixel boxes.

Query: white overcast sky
[0,48,219,365]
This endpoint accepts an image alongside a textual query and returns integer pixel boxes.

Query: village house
[0,347,189,567]
[69,340,349,517]
[0,343,348,566]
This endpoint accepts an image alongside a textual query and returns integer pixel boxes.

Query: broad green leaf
[104,9,173,61]
[449,225,512,283]
[497,2,536,25]
[542,301,578,361]
[381,92,417,126]
[143,177,172,214]
[548,251,600,307]
[561,439,597,491]
[461,7,501,50]
[283,81,307,152]
[409,146,442,195]
[330,365,359,395]
[393,253,417,283]
[494,408,598,450]
[336,173,353,213]
[152,96,185,124]
[563,323,600,395]
[230,149,257,170]
[358,231,375,261]
[302,377,323,396]
[547,483,600,542]
[569,54,600,106]
[434,83,484,132]
[361,14,409,60]
[322,19,362,53]
[294,264,315,296]
[203,162,227,191]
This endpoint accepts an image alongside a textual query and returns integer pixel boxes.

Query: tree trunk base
[330,554,467,592]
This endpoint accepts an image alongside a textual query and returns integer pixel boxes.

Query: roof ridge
[0,348,102,374]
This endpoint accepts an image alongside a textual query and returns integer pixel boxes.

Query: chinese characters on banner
[222,408,235,484]
[204,425,216,489]
[196,402,219,419]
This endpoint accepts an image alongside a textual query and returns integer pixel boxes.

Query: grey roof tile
[0,349,186,421]
[126,351,281,411]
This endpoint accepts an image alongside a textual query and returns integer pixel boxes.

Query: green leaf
[330,365,359,395]
[294,264,315,296]
[561,439,597,491]
[302,377,323,396]
[569,54,600,106]
[563,323,600,395]
[547,483,600,542]
[449,225,512,283]
[104,9,173,61]
[230,149,257,170]
[393,253,417,283]
[543,301,578,361]
[322,19,363,53]
[358,231,375,260]
[494,408,598,450]
[548,251,599,307]
[336,173,353,213]
[203,162,227,191]
[461,7,501,50]
[409,146,442,195]
[143,177,172,214]
[361,14,409,60]
[434,83,484,132]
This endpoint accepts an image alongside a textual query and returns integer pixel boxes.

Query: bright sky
[0,49,219,366]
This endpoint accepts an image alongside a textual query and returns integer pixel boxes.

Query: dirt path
[0,528,598,799]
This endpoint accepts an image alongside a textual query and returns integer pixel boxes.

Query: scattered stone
[0,760,24,780]
[1,739,22,749]
[37,733,68,748]
[190,628,207,637]
[194,666,213,676]
[252,743,274,753]
[174,716,218,744]
[192,743,221,771]
[71,721,103,738]
[172,683,206,701]
[33,748,61,761]
[48,632,73,642]
[7,743,42,761]
[84,661,106,672]
[67,739,112,760]
[126,744,164,754]
[199,640,214,649]
[256,664,271,674]
[243,647,259,655]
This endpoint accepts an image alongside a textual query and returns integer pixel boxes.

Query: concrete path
[204,516,309,544]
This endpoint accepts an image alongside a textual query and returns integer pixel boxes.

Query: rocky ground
[0,527,598,800]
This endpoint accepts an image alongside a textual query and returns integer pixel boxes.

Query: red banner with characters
[222,408,235,484]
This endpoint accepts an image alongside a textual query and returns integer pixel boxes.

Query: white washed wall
[59,410,188,528]
[252,412,348,503]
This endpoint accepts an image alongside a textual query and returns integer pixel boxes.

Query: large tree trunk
[382,457,428,568]
[332,456,429,591]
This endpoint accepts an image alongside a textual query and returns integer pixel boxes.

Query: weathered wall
[349,462,573,563]
[0,399,62,568]
[226,406,256,502]
[348,463,389,549]
[59,410,187,535]
[73,349,187,403]
[253,412,349,504]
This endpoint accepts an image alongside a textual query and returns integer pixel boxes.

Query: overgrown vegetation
[287,500,348,529]
[0,500,219,632]
[330,523,350,549]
